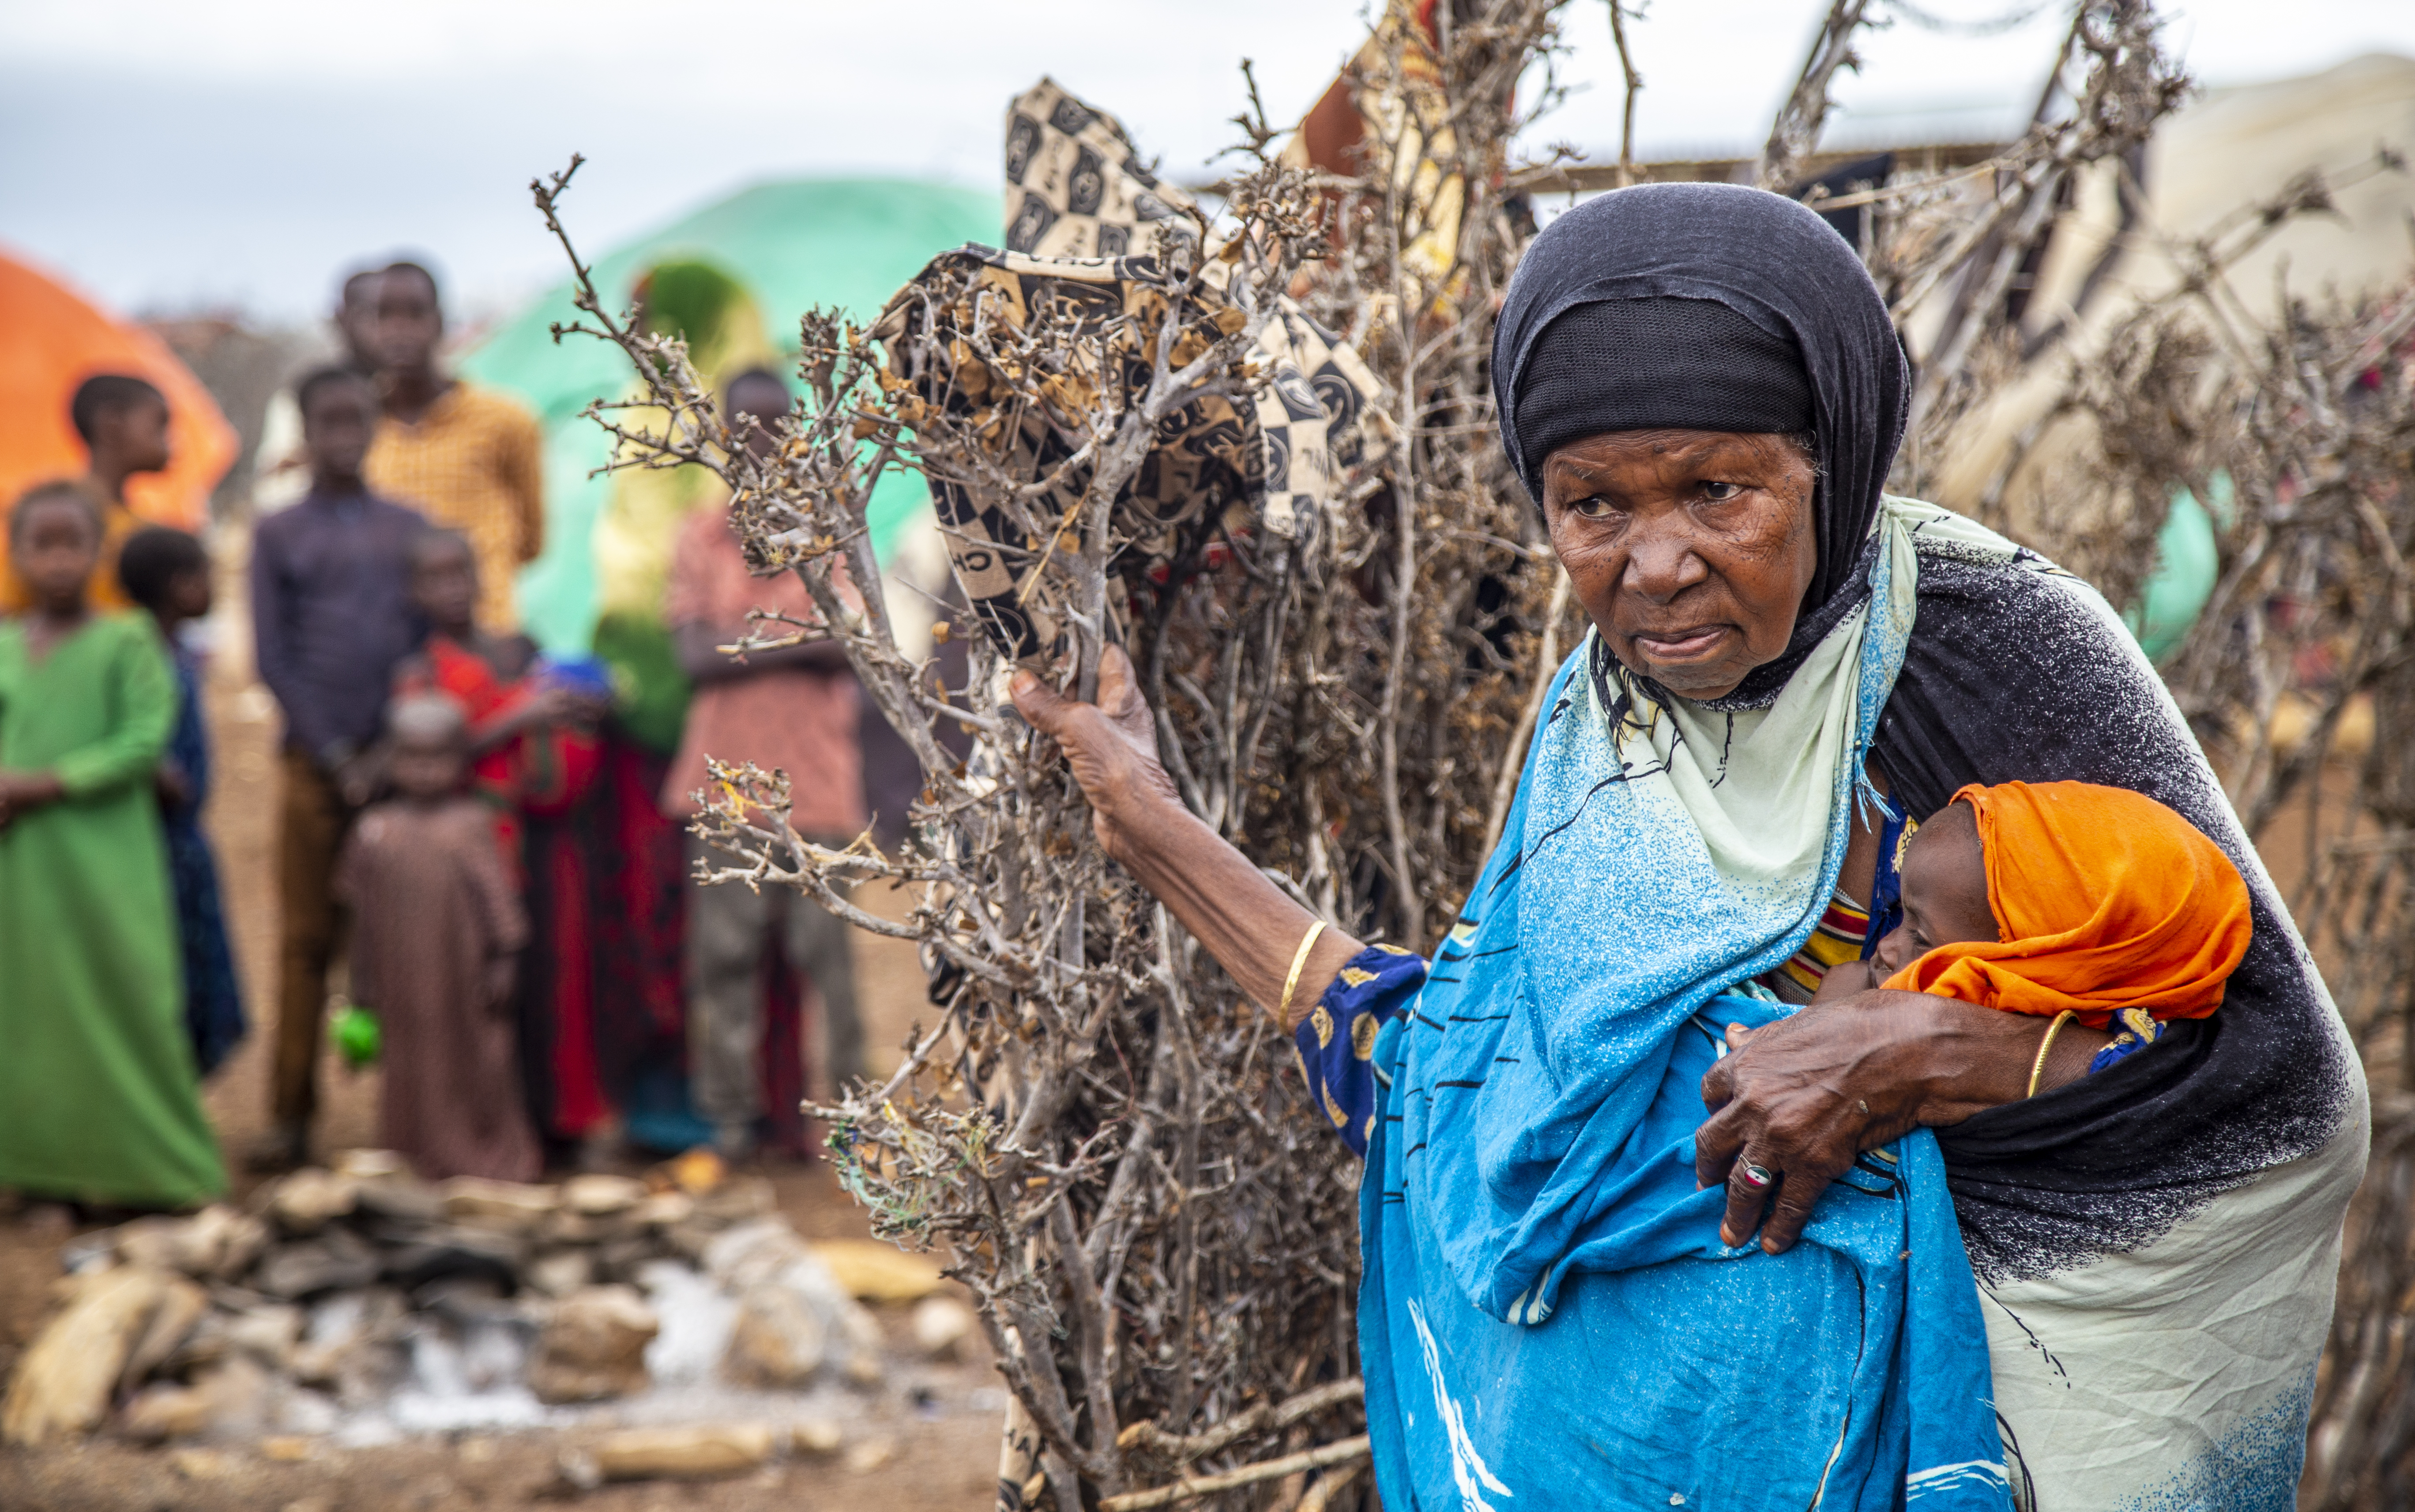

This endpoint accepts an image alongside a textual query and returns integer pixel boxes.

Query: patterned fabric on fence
[874,79,1383,666]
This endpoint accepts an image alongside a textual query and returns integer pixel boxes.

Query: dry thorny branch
[531,0,2415,1503]
[531,89,1391,1511]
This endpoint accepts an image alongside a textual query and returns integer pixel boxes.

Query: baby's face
[1871,800,2001,975]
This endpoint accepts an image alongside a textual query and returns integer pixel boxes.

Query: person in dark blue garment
[119,525,245,1077]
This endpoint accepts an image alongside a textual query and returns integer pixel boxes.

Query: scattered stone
[723,1279,831,1388]
[3,1265,184,1445]
[811,1238,947,1303]
[332,1148,408,1179]
[537,1209,636,1248]
[709,1223,882,1389]
[114,1206,269,1281]
[109,1218,184,1272]
[159,1315,229,1379]
[170,1447,237,1480]
[440,1177,560,1232]
[794,1418,843,1455]
[843,1437,896,1474]
[376,1223,525,1294]
[261,1433,316,1461]
[291,1291,406,1404]
[561,1174,646,1216]
[592,1423,775,1482]
[119,1381,212,1443]
[196,1354,277,1440]
[276,1387,340,1437]
[527,1286,658,1404]
[591,1236,656,1285]
[57,1230,117,1275]
[270,1169,360,1235]
[556,1447,603,1493]
[701,1219,805,1292]
[132,1356,275,1443]
[256,1229,381,1299]
[526,1249,594,1298]
[351,1172,444,1226]
[114,1275,208,1397]
[459,1434,499,1463]
[661,1219,724,1265]
[691,1176,774,1226]
[910,1295,977,1360]
[413,1275,516,1328]
[280,1498,335,1512]
[632,1191,693,1229]
[218,1303,305,1370]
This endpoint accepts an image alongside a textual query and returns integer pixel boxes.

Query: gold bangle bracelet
[2026,1009,2078,1099]
[1279,920,1328,1025]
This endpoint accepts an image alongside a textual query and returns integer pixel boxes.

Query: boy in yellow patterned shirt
[365,261,544,631]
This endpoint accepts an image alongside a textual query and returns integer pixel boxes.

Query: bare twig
[1098,1436,1373,1512]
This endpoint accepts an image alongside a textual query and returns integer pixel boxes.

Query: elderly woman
[1013,184,2365,1509]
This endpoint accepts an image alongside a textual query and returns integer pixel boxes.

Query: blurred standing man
[365,262,545,631]
[252,267,384,514]
[250,367,426,1169]
[663,369,865,1159]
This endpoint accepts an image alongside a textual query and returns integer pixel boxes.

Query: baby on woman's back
[1815,780,2253,1071]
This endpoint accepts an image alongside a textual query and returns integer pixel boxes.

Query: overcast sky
[4,0,2410,326]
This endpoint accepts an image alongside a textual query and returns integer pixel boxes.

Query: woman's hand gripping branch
[1010,643,1365,1031]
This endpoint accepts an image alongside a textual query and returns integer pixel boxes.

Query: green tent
[462,177,999,652]
[2122,474,2232,666]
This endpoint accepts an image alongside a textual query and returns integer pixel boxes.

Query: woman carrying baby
[1015,184,2366,1509]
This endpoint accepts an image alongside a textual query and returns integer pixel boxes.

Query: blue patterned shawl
[1341,501,2012,1508]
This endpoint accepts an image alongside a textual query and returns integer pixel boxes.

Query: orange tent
[0,249,236,567]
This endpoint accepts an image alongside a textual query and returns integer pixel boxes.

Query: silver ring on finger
[1738,1161,1775,1189]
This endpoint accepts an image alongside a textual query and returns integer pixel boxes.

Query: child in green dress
[0,481,224,1208]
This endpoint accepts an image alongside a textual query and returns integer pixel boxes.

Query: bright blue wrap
[1329,514,2010,1507]
[1358,996,2006,1508]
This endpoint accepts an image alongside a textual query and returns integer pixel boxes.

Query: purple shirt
[251,488,426,765]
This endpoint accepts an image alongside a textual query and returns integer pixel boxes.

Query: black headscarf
[1487,184,2362,1286]
[1491,183,1908,618]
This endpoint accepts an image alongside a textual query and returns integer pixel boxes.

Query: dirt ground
[0,545,997,1511]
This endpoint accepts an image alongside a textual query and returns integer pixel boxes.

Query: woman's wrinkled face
[1542,429,1817,700]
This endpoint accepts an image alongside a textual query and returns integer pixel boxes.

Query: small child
[117,525,246,1076]
[390,527,602,865]
[335,693,541,1182]
[1817,780,2253,1072]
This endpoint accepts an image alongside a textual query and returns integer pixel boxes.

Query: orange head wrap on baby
[1880,780,2252,1028]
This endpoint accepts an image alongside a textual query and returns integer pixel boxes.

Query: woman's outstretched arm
[1010,644,1369,1030]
